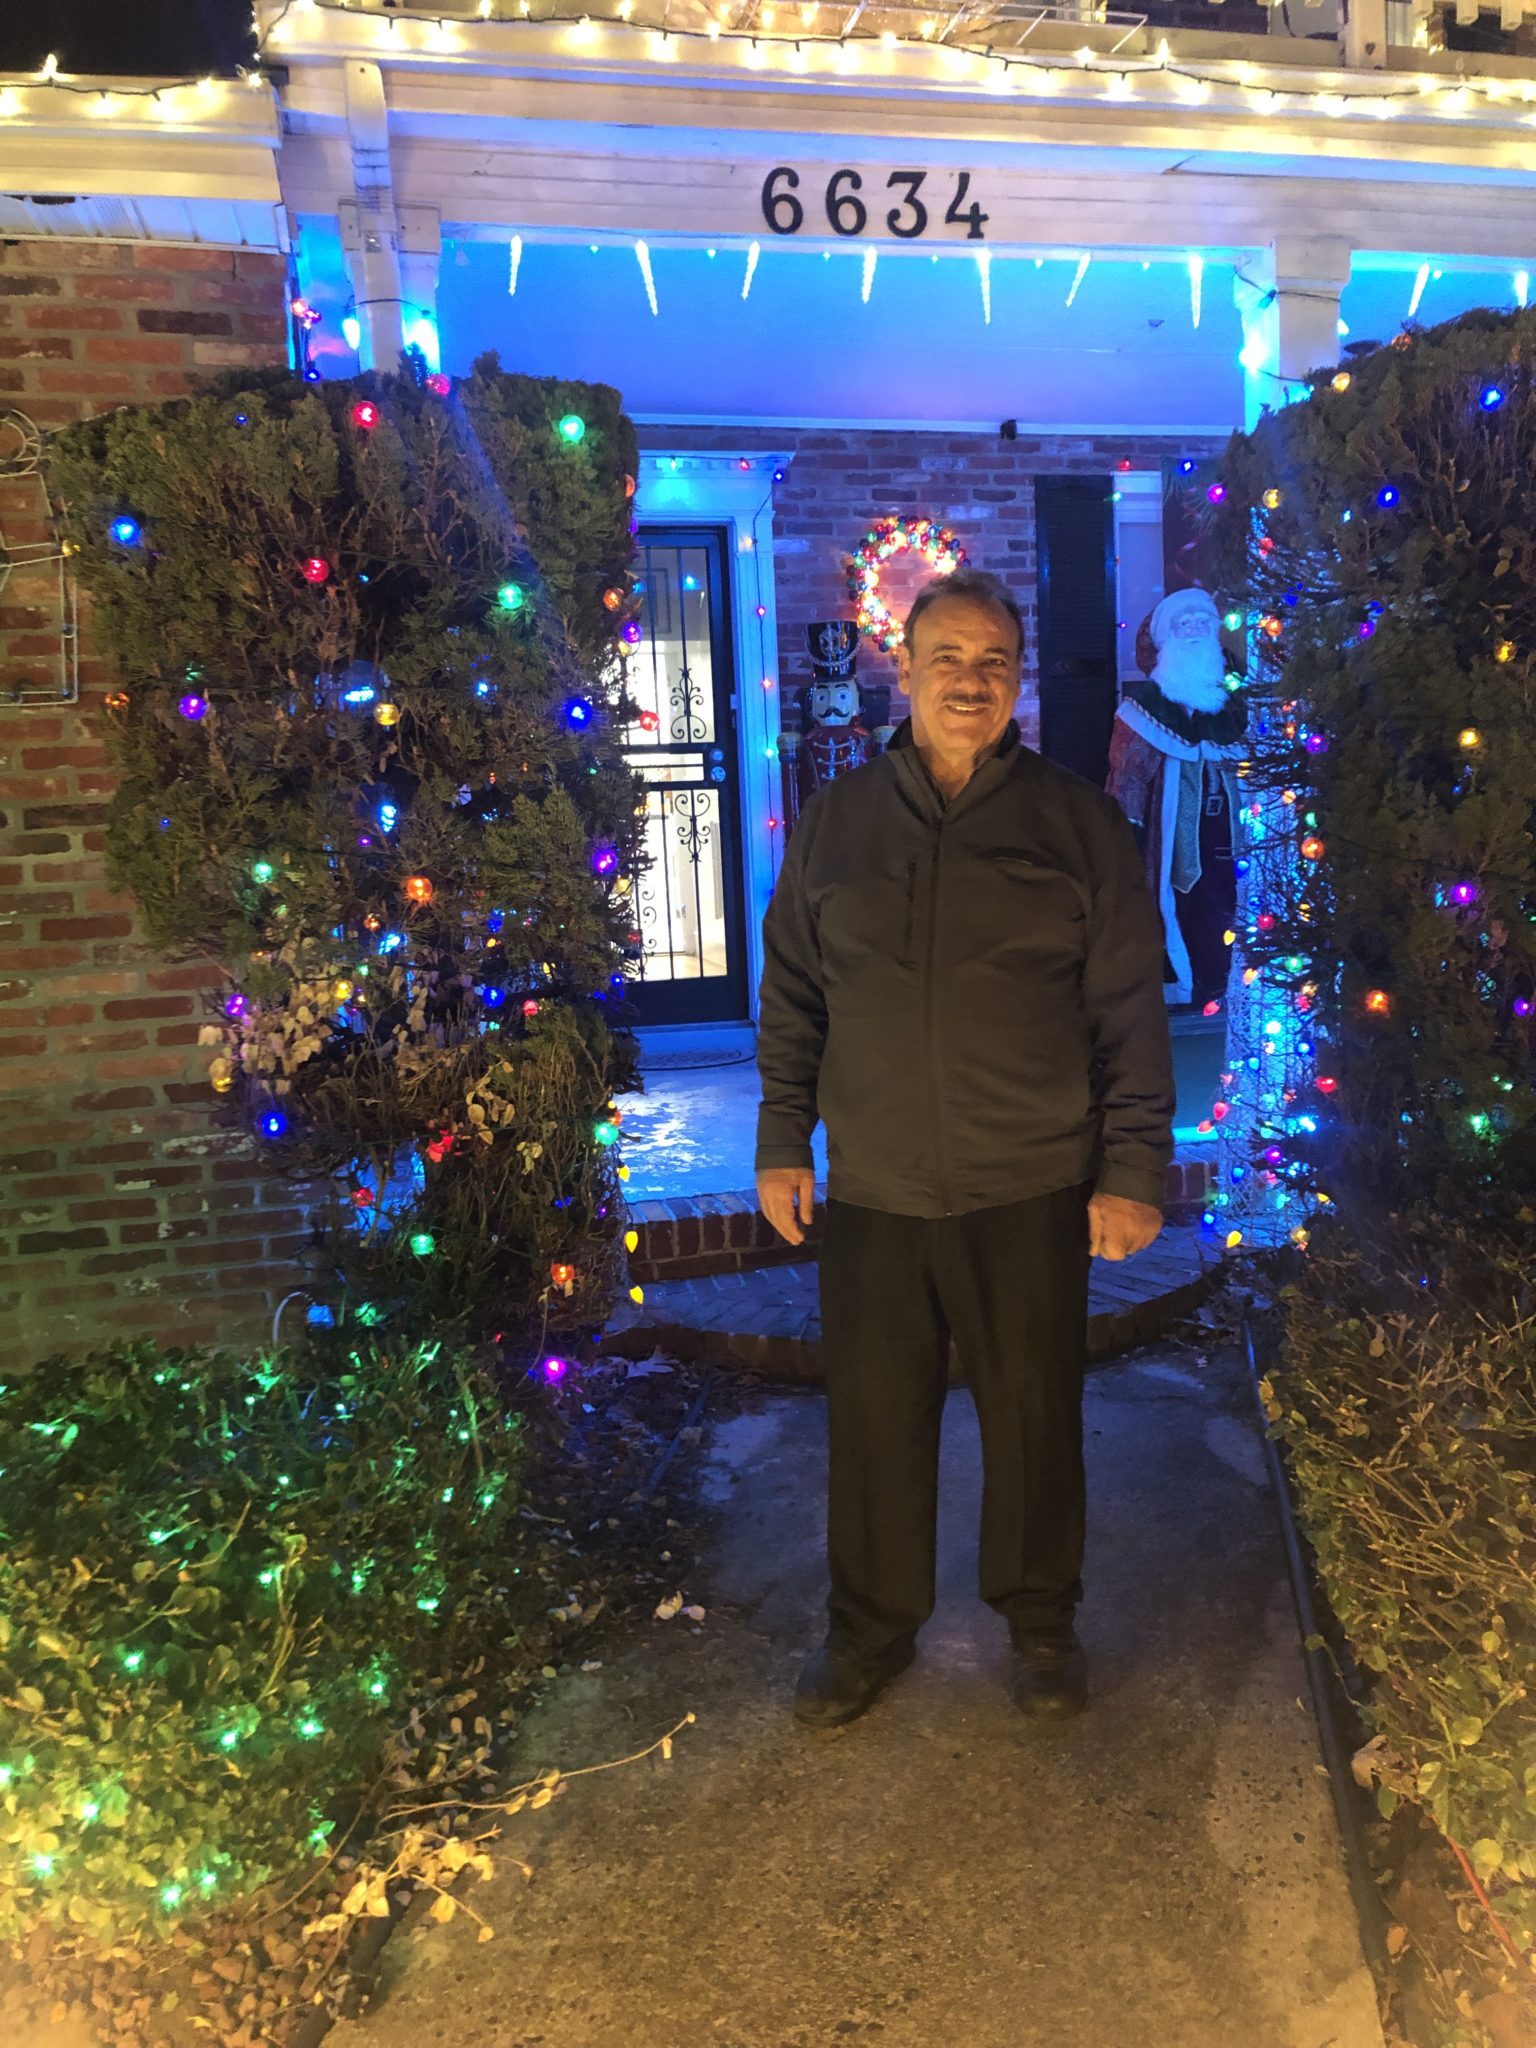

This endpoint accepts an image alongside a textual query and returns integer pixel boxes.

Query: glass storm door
[623,529,749,1025]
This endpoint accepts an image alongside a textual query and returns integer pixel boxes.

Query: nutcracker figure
[778,622,895,837]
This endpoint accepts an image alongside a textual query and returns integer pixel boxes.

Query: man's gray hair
[904,568,1025,660]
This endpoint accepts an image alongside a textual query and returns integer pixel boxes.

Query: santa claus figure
[1105,585,1248,1009]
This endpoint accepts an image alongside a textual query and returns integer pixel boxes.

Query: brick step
[606,1222,1218,1381]
[623,1153,1214,1285]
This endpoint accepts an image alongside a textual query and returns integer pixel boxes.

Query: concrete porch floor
[333,1344,1384,2048]
[617,1020,1224,1203]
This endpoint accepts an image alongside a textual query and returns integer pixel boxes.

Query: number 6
[762,166,804,235]
[826,169,867,237]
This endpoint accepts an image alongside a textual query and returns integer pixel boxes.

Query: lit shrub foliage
[1208,307,1536,1225]
[47,358,645,1346]
[0,1337,521,1947]
[1266,1227,1536,1953]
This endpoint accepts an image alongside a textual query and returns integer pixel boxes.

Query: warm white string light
[635,238,659,315]
[507,232,523,296]
[1515,268,1530,307]
[1407,260,1431,318]
[1066,253,1091,307]
[243,1,1536,132]
[860,246,877,303]
[977,248,991,326]
[742,239,760,302]
[1187,251,1204,329]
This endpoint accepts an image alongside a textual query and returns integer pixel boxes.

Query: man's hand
[757,1166,816,1247]
[1088,1192,1162,1262]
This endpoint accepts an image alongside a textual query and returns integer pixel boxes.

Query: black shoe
[1010,1625,1088,1721]
[793,1637,915,1731]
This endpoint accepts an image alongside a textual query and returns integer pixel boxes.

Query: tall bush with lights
[49,354,645,1352]
[1205,307,1536,1241]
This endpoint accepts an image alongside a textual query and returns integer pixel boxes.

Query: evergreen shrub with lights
[1209,305,1536,1232]
[48,355,644,1350]
[1210,309,1536,1983]
[0,1335,522,1947]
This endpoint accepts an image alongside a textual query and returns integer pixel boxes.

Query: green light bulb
[79,1799,100,1822]
[219,1729,239,1750]
[1223,611,1243,632]
[0,1767,12,1787]
[593,1120,619,1146]
[297,1716,324,1739]
[251,859,274,885]
[160,1882,182,1910]
[368,1679,387,1698]
[416,1595,440,1613]
[409,1232,436,1257]
[497,581,526,613]
[31,1854,54,1878]
[355,1302,381,1326]
[122,1650,144,1673]
[557,413,587,444]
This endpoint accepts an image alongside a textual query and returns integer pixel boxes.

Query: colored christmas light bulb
[351,399,379,429]
[425,373,451,397]
[375,701,401,726]
[593,1119,619,1146]
[1365,989,1390,1014]
[638,709,660,733]
[1480,385,1505,410]
[1376,485,1399,509]
[541,1355,568,1381]
[1459,726,1482,749]
[591,844,618,877]
[557,413,586,443]
[522,998,540,1018]
[602,587,624,611]
[178,692,208,720]
[301,556,331,584]
[1495,640,1516,663]
[497,581,527,613]
[620,620,643,647]
[563,696,594,729]
[260,1109,287,1138]
[1262,488,1282,510]
[1330,371,1352,392]
[403,874,434,904]
[109,515,141,546]
[1300,835,1325,860]
[1222,610,1243,632]
[409,1231,436,1256]
[1205,482,1226,505]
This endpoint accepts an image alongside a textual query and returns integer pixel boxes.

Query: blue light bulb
[1480,385,1505,410]
[109,515,141,546]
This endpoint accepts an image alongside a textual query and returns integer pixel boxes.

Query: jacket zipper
[924,825,952,1215]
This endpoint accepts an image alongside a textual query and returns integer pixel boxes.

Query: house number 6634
[761,166,990,241]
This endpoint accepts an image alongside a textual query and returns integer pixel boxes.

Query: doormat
[638,1048,756,1072]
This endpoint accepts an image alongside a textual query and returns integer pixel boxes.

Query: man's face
[899,594,1021,758]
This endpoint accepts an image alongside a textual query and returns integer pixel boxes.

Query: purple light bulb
[541,1355,568,1383]
[224,992,248,1019]
[178,692,208,721]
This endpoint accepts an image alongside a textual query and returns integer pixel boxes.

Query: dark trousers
[818,1183,1093,1653]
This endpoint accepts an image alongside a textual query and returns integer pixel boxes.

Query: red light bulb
[301,556,331,585]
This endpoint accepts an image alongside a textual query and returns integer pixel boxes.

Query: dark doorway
[1034,476,1117,789]
[623,528,750,1025]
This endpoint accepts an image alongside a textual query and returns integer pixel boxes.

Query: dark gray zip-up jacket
[754,719,1175,1217]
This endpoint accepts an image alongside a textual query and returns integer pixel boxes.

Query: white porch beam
[1235,237,1354,429]
[1340,0,1390,70]
[338,60,440,373]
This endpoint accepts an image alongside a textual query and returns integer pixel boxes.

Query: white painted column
[1340,0,1389,68]
[338,60,438,376]
[1234,238,1355,430]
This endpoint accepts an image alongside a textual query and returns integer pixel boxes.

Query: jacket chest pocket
[954,852,1088,973]
[813,860,921,988]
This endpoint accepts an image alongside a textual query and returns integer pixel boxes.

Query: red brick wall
[0,239,293,1369]
[638,424,1227,748]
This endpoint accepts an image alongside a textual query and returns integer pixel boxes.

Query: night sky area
[0,0,256,77]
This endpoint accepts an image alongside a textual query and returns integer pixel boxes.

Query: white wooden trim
[636,451,792,1021]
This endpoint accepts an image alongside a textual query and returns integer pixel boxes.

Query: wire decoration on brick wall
[0,408,78,708]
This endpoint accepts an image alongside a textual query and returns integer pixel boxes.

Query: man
[755,568,1175,1730]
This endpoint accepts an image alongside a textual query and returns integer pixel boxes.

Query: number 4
[945,172,990,242]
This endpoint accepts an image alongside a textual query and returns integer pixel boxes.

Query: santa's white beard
[1152,633,1230,714]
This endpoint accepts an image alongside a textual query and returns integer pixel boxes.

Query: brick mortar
[0,238,289,1369]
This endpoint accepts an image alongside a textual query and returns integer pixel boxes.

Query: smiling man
[755,568,1175,1730]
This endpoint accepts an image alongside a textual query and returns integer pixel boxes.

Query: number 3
[885,171,928,239]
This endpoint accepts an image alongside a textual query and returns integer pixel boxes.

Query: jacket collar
[887,716,1023,818]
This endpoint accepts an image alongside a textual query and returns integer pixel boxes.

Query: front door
[623,528,750,1024]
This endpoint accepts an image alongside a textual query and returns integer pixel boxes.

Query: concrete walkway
[337,1346,1384,2048]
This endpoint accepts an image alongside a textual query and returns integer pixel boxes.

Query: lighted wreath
[848,515,966,654]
